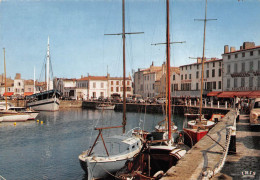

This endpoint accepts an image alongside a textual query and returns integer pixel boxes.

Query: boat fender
[153,170,164,179]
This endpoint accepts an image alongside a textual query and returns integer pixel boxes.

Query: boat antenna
[105,0,144,134]
[3,48,7,110]
[195,0,217,122]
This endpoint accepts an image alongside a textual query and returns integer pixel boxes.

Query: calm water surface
[0,108,185,180]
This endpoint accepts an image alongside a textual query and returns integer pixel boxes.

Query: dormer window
[250,51,253,56]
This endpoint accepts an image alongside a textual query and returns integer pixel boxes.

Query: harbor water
[0,108,186,180]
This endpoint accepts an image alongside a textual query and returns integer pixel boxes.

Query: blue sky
[0,0,259,80]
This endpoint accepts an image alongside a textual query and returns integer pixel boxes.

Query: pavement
[213,114,260,180]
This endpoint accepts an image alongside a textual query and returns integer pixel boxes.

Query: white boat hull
[79,136,142,179]
[27,98,59,111]
[96,104,115,110]
[1,114,30,122]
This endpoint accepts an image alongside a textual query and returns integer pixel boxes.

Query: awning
[3,92,14,96]
[248,91,260,98]
[217,91,236,98]
[234,91,253,97]
[24,92,34,96]
[207,91,222,96]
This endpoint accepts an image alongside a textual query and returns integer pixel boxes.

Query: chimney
[15,73,21,79]
[197,57,202,64]
[243,42,255,49]
[224,45,229,54]
[230,47,236,52]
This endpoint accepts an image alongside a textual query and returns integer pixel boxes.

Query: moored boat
[26,90,60,111]
[96,103,115,110]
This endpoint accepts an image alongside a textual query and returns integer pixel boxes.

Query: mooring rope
[201,113,235,180]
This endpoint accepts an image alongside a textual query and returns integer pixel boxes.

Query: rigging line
[39,54,46,83]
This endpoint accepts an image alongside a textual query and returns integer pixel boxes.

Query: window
[249,77,253,87]
[227,79,230,88]
[153,84,154,90]
[234,78,237,88]
[213,82,216,89]
[111,81,113,85]
[227,64,230,74]
[228,55,231,59]
[250,51,253,56]
[116,81,119,85]
[207,63,209,68]
[186,66,187,70]
[101,82,104,88]
[206,70,209,78]
[235,54,238,58]
[111,87,113,91]
[197,64,199,69]
[242,52,245,57]
[219,62,221,67]
[258,61,260,71]
[116,87,119,92]
[234,63,237,73]
[100,92,104,97]
[173,75,175,81]
[218,69,222,77]
[241,62,245,72]
[181,75,183,80]
[93,82,96,88]
[174,84,178,91]
[249,61,254,72]
[189,74,191,80]
[196,71,199,79]
[213,62,215,67]
[241,77,245,87]
[185,74,187,80]
[218,81,221,89]
[196,83,199,90]
[127,81,130,85]
[212,69,215,77]
[18,82,21,86]
[190,66,192,70]
[258,77,260,87]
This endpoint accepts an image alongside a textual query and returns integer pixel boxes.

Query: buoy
[14,122,16,126]
[41,121,43,124]
[37,120,39,123]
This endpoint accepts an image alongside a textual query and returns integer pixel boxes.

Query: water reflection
[0,109,185,180]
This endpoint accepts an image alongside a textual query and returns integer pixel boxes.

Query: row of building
[0,42,259,100]
[134,42,260,99]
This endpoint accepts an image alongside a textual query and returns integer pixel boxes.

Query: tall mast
[104,0,143,134]
[122,0,126,134]
[197,0,217,121]
[46,36,50,91]
[166,0,171,140]
[3,48,7,110]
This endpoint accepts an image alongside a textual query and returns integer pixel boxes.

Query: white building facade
[223,42,260,92]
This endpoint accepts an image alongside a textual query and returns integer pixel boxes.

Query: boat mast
[46,36,50,91]
[198,0,217,121]
[166,0,171,140]
[122,0,126,134]
[104,0,143,134]
[3,48,7,110]
[34,66,36,94]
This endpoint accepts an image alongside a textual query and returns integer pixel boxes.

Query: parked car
[156,98,166,104]
[249,98,260,127]
[146,97,156,104]
[136,97,145,103]
[126,97,134,103]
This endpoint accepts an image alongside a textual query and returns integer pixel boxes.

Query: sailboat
[0,48,30,122]
[117,1,191,179]
[78,1,143,179]
[26,37,60,111]
[183,0,218,144]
